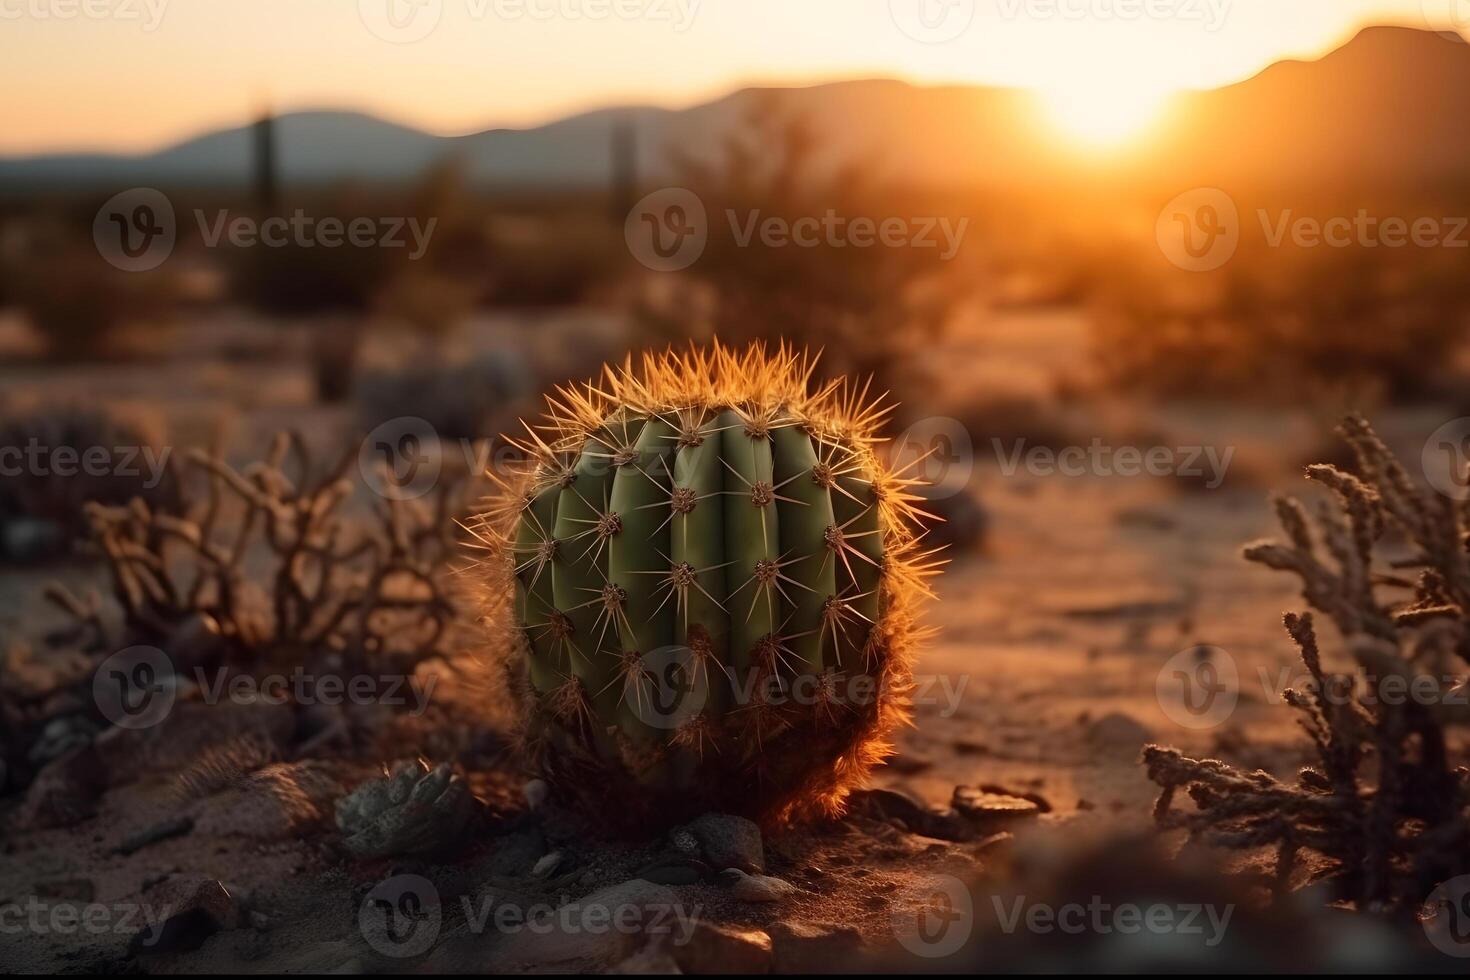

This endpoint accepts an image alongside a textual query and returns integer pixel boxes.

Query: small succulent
[335,760,476,858]
[475,344,941,828]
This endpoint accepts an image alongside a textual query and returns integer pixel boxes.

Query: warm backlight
[1038,84,1174,149]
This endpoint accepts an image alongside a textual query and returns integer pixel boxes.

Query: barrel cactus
[478,344,941,828]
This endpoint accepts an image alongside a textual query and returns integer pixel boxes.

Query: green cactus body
[495,345,937,828]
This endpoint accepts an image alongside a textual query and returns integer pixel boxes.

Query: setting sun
[1037,85,1175,149]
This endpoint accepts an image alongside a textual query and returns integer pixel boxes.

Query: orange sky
[3,0,1466,154]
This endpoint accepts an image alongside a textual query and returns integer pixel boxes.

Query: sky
[2,0,1466,154]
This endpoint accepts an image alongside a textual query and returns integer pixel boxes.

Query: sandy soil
[0,306,1456,972]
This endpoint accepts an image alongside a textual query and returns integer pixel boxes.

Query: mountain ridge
[3,26,1465,191]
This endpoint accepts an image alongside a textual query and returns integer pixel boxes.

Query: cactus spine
[479,344,941,827]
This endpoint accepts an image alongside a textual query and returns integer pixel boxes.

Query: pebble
[724,869,797,903]
[684,812,765,872]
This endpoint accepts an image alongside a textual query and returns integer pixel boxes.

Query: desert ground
[0,301,1462,973]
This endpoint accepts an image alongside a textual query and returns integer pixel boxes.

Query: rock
[20,745,105,828]
[131,876,239,954]
[951,787,1041,823]
[672,921,774,974]
[669,827,698,855]
[531,851,563,878]
[768,920,864,973]
[724,869,797,903]
[846,789,975,841]
[335,760,476,858]
[684,812,764,872]
[523,778,549,810]
[1086,711,1152,753]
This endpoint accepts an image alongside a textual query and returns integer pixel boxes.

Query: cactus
[476,344,942,828]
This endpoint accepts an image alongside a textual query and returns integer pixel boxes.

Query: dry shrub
[353,348,530,443]
[45,431,474,679]
[1092,240,1470,404]
[0,404,182,557]
[1145,415,1470,910]
[10,241,179,360]
[665,93,959,398]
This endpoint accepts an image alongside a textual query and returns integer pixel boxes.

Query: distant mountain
[2,26,1466,192]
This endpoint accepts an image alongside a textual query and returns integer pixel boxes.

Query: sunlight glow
[1037,85,1175,149]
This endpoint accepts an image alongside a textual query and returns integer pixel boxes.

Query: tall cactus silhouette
[476,343,942,827]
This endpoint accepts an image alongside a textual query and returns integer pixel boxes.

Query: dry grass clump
[1145,415,1470,909]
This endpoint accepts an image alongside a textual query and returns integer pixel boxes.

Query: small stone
[768,920,864,973]
[685,812,764,872]
[846,789,975,841]
[524,778,549,810]
[531,851,563,878]
[1086,711,1152,753]
[250,910,270,930]
[669,827,698,855]
[672,921,774,975]
[724,869,797,903]
[951,787,1041,822]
